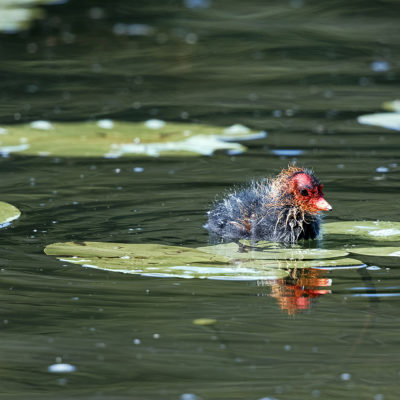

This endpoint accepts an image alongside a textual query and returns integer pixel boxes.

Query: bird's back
[206,179,321,243]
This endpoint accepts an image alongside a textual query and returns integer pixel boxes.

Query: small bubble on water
[26,84,38,93]
[98,119,114,129]
[184,0,211,9]
[145,119,164,129]
[284,344,291,351]
[185,33,198,44]
[133,338,141,345]
[88,7,104,19]
[31,120,53,130]
[359,77,370,86]
[374,395,384,400]
[376,166,389,173]
[133,167,144,173]
[340,372,351,381]
[290,0,304,8]
[48,363,76,373]
[180,393,200,400]
[153,333,160,339]
[370,61,390,72]
[257,398,279,400]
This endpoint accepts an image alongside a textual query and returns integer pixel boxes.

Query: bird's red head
[271,166,332,214]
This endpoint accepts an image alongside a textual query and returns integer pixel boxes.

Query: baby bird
[206,166,331,244]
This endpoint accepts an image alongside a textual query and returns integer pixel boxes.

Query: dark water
[1,1,400,399]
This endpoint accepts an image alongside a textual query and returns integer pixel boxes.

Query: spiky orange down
[269,165,323,215]
[269,165,304,198]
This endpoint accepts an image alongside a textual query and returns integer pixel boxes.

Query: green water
[1,1,400,399]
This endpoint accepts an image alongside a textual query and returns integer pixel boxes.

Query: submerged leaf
[357,113,400,131]
[0,120,266,158]
[193,319,217,326]
[348,247,400,257]
[324,221,400,241]
[0,201,21,227]
[197,242,349,260]
[240,257,364,269]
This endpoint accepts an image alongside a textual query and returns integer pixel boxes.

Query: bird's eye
[300,189,309,196]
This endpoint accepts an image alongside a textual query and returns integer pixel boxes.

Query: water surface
[0,1,400,399]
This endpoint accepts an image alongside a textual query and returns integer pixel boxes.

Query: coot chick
[206,166,331,244]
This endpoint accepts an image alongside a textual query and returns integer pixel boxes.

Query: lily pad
[44,241,289,280]
[0,201,21,227]
[197,242,349,261]
[240,257,364,269]
[357,113,400,131]
[348,247,400,257]
[44,240,363,280]
[324,221,400,241]
[0,120,266,158]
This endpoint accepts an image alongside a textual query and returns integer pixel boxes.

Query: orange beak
[313,197,332,211]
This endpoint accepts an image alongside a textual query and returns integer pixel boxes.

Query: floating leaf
[357,113,400,131]
[197,242,349,261]
[348,247,400,257]
[45,241,229,266]
[0,120,266,158]
[44,241,289,280]
[324,221,400,241]
[0,201,21,227]
[240,257,364,269]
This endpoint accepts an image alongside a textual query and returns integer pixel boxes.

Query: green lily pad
[44,241,289,280]
[0,120,266,158]
[357,113,400,131]
[197,242,349,261]
[45,241,230,266]
[348,247,400,257]
[44,239,363,280]
[240,257,364,269]
[0,201,21,227]
[324,221,400,241]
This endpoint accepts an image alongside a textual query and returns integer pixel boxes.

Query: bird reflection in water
[259,268,331,315]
